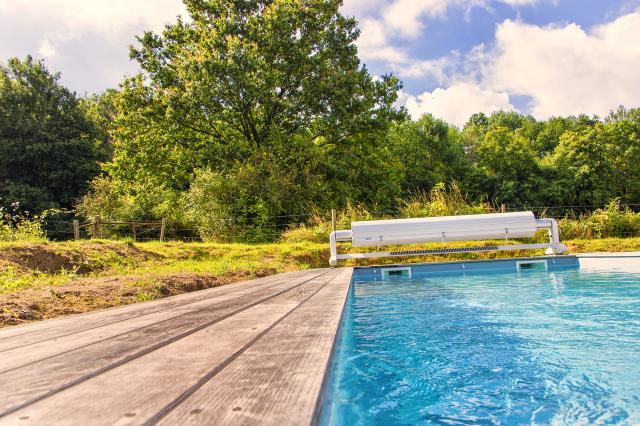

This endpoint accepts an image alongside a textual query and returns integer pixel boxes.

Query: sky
[1,0,639,127]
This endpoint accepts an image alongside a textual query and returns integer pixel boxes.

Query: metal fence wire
[35,203,640,242]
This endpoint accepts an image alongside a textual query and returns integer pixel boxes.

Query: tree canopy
[90,0,404,236]
[1,1,640,242]
[0,56,103,213]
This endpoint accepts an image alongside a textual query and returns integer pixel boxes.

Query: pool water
[320,265,640,425]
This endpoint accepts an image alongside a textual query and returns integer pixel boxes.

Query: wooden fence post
[331,209,337,233]
[73,220,79,241]
[132,223,137,241]
[160,218,166,242]
[94,215,101,239]
[501,204,507,213]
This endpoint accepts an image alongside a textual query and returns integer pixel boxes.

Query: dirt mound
[0,242,164,274]
[0,268,278,327]
[1,245,76,273]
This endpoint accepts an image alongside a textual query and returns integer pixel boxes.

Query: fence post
[73,220,79,241]
[132,223,137,241]
[501,204,507,213]
[94,215,101,239]
[160,218,166,242]
[331,209,337,233]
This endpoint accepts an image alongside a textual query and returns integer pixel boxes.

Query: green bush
[398,182,492,218]
[559,200,640,239]
[185,139,334,243]
[185,168,280,243]
[0,206,46,242]
[280,224,331,244]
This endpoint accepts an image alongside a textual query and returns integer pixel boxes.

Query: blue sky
[1,0,639,126]
[374,1,630,93]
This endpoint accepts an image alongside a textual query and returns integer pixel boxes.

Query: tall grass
[0,205,47,242]
[281,188,640,244]
[397,183,492,218]
[281,183,493,243]
[558,200,640,239]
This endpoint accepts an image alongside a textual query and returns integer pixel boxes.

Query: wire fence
[33,202,640,243]
[40,216,322,242]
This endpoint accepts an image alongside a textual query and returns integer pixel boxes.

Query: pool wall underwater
[351,255,580,281]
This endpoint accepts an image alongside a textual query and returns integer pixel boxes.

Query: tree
[388,114,467,193]
[91,0,404,234]
[532,116,575,157]
[549,126,616,206]
[604,107,640,203]
[0,56,101,213]
[128,0,400,150]
[81,89,119,163]
[476,126,543,204]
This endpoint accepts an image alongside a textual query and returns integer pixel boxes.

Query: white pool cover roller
[351,211,537,247]
[329,211,567,266]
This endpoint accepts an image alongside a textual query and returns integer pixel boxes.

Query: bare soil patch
[0,267,277,327]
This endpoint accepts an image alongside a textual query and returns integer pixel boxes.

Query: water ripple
[322,269,640,425]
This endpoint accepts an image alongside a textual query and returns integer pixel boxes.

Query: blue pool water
[321,261,640,425]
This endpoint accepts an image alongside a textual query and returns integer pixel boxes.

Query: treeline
[1,0,639,242]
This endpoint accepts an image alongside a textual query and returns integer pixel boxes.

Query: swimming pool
[320,256,640,425]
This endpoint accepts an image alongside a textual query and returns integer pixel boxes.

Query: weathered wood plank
[0,272,314,371]
[0,272,340,425]
[0,270,333,416]
[156,268,353,425]
[0,270,319,351]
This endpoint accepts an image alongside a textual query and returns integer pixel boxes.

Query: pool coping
[576,251,640,258]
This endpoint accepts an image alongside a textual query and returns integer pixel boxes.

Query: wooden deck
[0,267,353,425]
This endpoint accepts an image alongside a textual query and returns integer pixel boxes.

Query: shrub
[398,182,492,218]
[0,203,47,242]
[185,142,332,243]
[559,199,640,239]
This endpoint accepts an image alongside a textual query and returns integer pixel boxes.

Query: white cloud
[37,39,57,58]
[341,0,387,16]
[350,0,543,40]
[351,0,546,80]
[356,18,409,63]
[404,83,514,127]
[394,11,640,125]
[500,0,540,4]
[0,0,186,93]
[383,0,452,38]
[488,13,640,118]
[0,0,186,33]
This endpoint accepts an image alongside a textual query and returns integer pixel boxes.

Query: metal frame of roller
[329,211,568,267]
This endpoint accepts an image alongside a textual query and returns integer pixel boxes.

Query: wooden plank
[0,273,312,372]
[155,268,353,425]
[0,272,341,425]
[0,270,333,415]
[0,270,319,350]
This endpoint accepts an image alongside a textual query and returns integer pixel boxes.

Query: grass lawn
[1,237,639,327]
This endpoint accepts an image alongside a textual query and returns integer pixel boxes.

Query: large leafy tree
[549,126,616,206]
[388,114,467,193]
[604,107,640,203]
[475,126,545,204]
[110,0,401,177]
[0,57,101,213]
[94,0,403,236]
